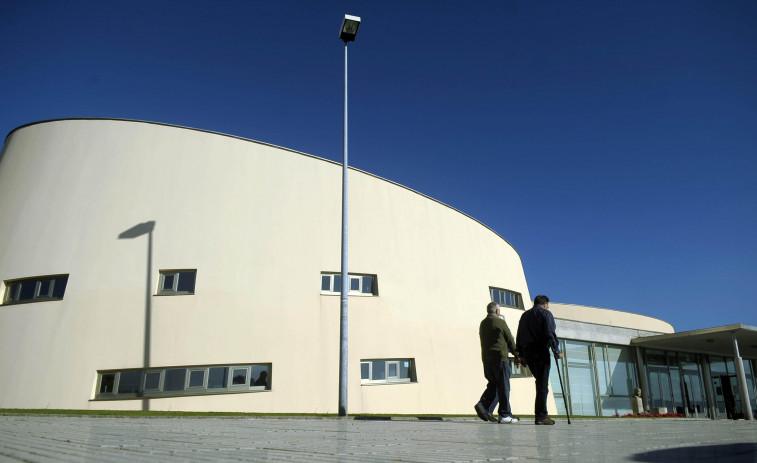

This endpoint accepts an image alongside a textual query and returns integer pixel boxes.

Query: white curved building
[0,119,753,419]
[0,119,534,414]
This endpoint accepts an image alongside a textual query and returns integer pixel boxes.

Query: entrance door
[712,375,742,419]
[727,375,745,419]
[648,367,673,411]
[681,370,707,417]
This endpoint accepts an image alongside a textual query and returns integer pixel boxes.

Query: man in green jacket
[474,302,520,423]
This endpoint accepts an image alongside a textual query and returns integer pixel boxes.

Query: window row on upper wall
[490,287,525,310]
[2,269,378,304]
[3,273,522,306]
[1,271,198,305]
[321,272,378,296]
[2,274,69,305]
[95,363,271,400]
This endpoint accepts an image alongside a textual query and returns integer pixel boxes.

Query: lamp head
[340,14,361,42]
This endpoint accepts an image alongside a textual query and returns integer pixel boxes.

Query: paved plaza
[0,415,756,462]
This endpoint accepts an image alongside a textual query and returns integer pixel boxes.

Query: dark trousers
[479,360,512,417]
[524,349,551,420]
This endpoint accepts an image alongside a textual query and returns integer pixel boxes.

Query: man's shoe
[535,417,556,425]
[498,416,519,424]
[474,403,497,422]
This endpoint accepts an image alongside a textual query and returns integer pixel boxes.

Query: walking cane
[553,352,571,424]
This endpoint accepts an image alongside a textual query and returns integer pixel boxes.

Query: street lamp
[338,13,360,417]
[340,14,360,42]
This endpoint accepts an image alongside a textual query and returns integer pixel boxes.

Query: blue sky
[2,1,755,332]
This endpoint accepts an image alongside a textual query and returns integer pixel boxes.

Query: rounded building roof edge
[550,302,674,331]
[349,165,524,265]
[3,118,525,266]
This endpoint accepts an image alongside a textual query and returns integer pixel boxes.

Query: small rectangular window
[250,365,271,390]
[387,361,399,379]
[118,371,142,394]
[320,272,378,296]
[162,274,175,291]
[3,275,69,305]
[208,367,228,389]
[231,368,248,386]
[164,369,186,391]
[188,370,205,388]
[333,274,342,291]
[37,280,52,297]
[18,281,36,301]
[400,360,411,379]
[372,361,386,380]
[51,277,68,299]
[158,270,196,295]
[361,276,374,294]
[5,282,20,302]
[489,287,524,310]
[99,373,116,394]
[144,372,162,391]
[361,359,415,385]
[177,272,196,293]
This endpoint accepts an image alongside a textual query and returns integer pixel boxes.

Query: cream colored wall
[549,303,674,333]
[0,119,546,415]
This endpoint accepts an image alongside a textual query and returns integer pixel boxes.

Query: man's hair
[533,295,550,307]
[486,302,499,314]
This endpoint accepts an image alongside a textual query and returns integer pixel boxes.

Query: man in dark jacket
[474,302,520,423]
[516,295,563,425]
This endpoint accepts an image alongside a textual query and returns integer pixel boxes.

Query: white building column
[732,333,754,420]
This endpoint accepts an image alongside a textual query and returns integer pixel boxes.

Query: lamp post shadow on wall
[118,220,155,412]
[338,14,360,417]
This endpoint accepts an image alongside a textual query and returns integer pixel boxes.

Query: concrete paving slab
[0,415,755,462]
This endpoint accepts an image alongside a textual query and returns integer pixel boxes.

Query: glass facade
[550,340,637,416]
[641,350,708,416]
[597,345,638,416]
[538,337,757,420]
[638,349,757,419]
[565,341,598,416]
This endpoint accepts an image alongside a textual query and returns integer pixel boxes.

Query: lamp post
[338,13,360,417]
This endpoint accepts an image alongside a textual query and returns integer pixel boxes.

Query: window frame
[163,368,188,392]
[321,272,378,296]
[143,370,163,392]
[2,274,69,305]
[94,363,271,400]
[208,366,229,389]
[250,365,270,388]
[489,287,524,310]
[360,358,416,385]
[230,367,250,388]
[157,269,197,296]
[187,368,207,389]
